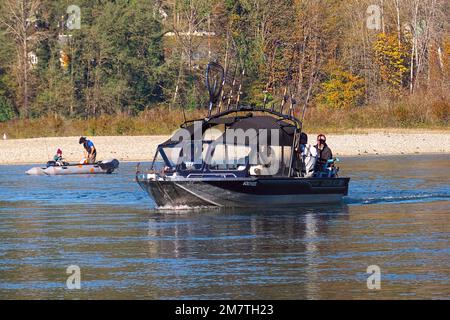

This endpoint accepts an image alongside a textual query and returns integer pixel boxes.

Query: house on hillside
[155,1,226,68]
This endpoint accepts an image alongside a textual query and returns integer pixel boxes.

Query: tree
[65,0,166,116]
[0,25,16,120]
[373,32,409,94]
[0,0,43,118]
[316,61,365,109]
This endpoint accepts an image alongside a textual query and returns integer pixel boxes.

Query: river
[0,154,449,299]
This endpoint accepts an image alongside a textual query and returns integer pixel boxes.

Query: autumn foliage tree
[373,33,409,94]
[0,0,448,127]
[317,61,365,109]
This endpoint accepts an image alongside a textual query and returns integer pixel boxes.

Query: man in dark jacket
[314,134,333,171]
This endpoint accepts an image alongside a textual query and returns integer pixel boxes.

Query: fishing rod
[284,43,303,177]
[171,59,186,123]
[301,44,319,124]
[217,32,230,113]
[228,39,246,111]
[235,67,245,109]
[205,61,225,118]
[279,43,298,115]
[299,71,317,128]
[288,44,302,117]
[279,87,288,115]
[292,43,319,177]
[263,40,281,109]
[288,88,297,117]
[226,62,239,111]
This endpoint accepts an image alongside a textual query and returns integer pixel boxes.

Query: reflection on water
[0,155,449,299]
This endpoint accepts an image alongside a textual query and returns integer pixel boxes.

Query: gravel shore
[0,131,449,165]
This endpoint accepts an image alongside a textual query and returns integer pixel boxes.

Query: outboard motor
[98,159,120,173]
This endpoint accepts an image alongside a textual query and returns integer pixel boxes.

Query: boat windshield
[208,144,251,170]
[208,143,292,175]
[157,140,292,176]
[157,141,210,169]
[159,146,182,167]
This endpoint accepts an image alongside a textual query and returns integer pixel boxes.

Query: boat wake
[155,205,219,212]
[345,193,450,205]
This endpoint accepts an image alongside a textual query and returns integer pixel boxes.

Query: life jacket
[83,140,95,154]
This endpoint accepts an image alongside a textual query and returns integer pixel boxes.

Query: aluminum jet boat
[26,159,119,175]
[136,108,349,208]
[136,62,349,208]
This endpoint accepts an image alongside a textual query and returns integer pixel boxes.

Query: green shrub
[0,96,15,122]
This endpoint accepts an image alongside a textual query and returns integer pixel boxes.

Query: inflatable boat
[26,159,119,175]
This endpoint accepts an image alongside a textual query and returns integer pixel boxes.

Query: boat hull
[137,176,350,208]
[26,159,119,175]
[25,167,47,175]
[42,165,110,175]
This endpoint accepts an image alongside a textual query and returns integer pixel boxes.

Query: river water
[0,155,449,299]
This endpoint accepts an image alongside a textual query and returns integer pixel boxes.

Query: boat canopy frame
[150,105,304,177]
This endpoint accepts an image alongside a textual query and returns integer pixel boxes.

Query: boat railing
[186,173,238,179]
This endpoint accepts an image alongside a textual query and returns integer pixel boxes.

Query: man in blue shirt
[79,137,97,164]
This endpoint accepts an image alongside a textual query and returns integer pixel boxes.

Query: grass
[0,108,205,139]
[303,94,449,133]
[0,95,448,139]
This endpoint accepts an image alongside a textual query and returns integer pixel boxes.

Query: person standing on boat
[79,137,97,164]
[314,134,333,171]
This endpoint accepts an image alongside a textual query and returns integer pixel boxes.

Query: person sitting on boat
[314,134,333,172]
[79,137,97,164]
[53,148,64,166]
[298,133,317,178]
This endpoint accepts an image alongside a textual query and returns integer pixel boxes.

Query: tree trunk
[409,0,419,93]
[394,0,401,46]
[23,31,28,118]
[21,0,29,118]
